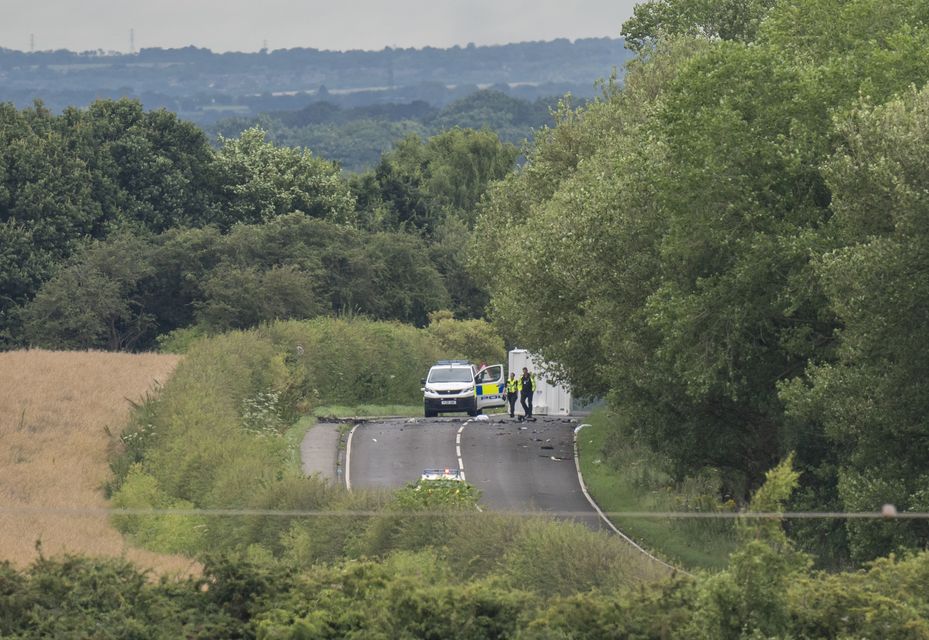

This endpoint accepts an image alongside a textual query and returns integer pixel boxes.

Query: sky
[2,0,639,53]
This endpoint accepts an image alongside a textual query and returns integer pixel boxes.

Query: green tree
[782,85,929,561]
[60,99,219,233]
[622,0,779,51]
[475,0,929,526]
[355,128,517,235]
[213,127,356,228]
[22,232,156,350]
[195,263,321,332]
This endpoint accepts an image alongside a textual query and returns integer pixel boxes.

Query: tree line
[472,0,929,565]
[213,90,560,171]
[0,99,517,350]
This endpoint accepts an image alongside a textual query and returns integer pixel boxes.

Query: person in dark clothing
[520,367,536,418]
[505,372,519,418]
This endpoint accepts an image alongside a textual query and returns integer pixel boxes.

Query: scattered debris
[540,445,554,450]
[372,438,377,442]
[406,418,416,423]
[474,414,490,422]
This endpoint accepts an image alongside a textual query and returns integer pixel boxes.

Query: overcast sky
[2,0,639,53]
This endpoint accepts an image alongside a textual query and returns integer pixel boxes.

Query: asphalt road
[346,416,604,530]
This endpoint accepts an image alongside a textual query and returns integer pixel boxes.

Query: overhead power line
[2,506,927,520]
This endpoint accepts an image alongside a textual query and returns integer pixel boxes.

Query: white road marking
[456,424,467,481]
[573,424,683,574]
[345,424,359,491]
[456,423,479,508]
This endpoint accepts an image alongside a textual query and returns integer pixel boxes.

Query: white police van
[422,360,505,417]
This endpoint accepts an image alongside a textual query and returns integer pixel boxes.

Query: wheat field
[0,349,198,575]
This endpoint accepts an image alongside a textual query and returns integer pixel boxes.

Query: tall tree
[212,127,356,228]
[782,85,929,561]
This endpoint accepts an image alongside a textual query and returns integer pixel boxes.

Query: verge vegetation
[577,410,737,570]
[3,454,929,639]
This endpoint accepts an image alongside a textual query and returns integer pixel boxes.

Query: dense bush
[4,542,929,639]
[108,317,445,555]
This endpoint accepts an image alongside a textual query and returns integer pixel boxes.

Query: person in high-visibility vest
[520,367,536,418]
[505,372,520,418]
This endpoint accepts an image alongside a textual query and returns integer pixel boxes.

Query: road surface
[344,416,603,529]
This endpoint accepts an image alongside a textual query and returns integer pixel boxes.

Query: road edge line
[456,424,467,481]
[456,422,483,511]
[345,423,359,491]
[573,423,684,575]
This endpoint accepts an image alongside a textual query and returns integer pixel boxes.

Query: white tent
[507,349,572,415]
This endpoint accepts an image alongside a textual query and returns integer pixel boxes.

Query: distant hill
[0,38,631,124]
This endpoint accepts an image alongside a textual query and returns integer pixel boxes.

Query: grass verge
[284,415,315,472]
[576,409,737,571]
[313,404,423,418]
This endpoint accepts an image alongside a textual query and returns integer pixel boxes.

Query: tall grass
[0,349,195,574]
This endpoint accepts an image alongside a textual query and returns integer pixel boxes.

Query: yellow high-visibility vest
[521,374,536,393]
[506,378,519,393]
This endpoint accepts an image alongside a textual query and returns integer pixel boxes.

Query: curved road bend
[346,417,603,530]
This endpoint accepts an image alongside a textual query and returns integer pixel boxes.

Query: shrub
[110,464,207,555]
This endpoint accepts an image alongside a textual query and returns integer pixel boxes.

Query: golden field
[0,349,197,574]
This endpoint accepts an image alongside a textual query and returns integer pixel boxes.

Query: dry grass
[0,349,199,575]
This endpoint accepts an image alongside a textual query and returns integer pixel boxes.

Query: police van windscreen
[428,367,473,383]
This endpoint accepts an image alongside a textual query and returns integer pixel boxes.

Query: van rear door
[474,364,505,411]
